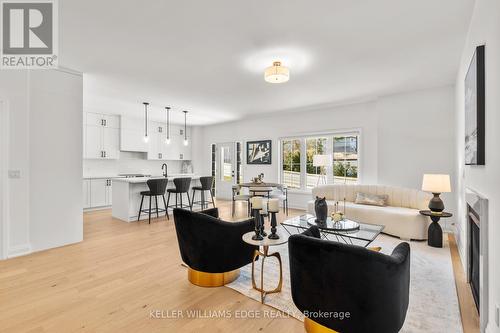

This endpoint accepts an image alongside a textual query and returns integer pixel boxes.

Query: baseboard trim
[8,243,32,258]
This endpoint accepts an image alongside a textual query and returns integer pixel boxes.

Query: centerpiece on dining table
[251,173,265,184]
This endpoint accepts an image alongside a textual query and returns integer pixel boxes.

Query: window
[221,146,232,181]
[333,136,358,184]
[236,142,243,184]
[280,132,359,190]
[306,137,327,189]
[281,139,301,189]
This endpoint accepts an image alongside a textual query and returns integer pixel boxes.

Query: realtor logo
[1,0,58,69]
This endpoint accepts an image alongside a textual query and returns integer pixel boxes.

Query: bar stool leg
[210,189,216,208]
[201,190,205,210]
[148,196,152,224]
[179,193,183,208]
[175,193,178,207]
[191,189,196,210]
[166,192,171,213]
[162,195,169,220]
[155,195,159,218]
[138,195,144,221]
[187,192,192,211]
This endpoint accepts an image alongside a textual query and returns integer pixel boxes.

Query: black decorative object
[428,193,445,213]
[419,210,453,248]
[260,214,267,237]
[314,197,328,223]
[268,212,280,239]
[465,45,485,165]
[251,209,264,240]
[247,140,272,164]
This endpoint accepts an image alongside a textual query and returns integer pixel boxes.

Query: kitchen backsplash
[83,151,186,177]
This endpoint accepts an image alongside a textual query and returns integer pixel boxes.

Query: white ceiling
[60,0,474,125]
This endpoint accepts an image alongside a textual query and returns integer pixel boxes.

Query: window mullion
[300,138,306,190]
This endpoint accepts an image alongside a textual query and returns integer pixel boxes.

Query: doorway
[215,142,241,200]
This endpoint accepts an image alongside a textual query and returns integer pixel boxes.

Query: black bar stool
[138,178,169,223]
[191,176,216,210]
[167,177,192,211]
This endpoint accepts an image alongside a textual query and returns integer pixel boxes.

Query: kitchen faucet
[162,163,168,178]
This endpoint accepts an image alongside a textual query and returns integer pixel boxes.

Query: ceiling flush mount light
[165,106,171,144]
[143,102,149,143]
[264,61,289,83]
[183,110,189,146]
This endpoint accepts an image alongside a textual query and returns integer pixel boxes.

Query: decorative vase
[314,197,328,223]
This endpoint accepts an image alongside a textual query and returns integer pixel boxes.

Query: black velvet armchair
[173,208,257,287]
[289,226,410,333]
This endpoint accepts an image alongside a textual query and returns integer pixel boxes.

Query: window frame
[279,129,361,192]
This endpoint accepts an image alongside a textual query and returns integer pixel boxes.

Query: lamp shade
[422,174,451,193]
[313,154,332,167]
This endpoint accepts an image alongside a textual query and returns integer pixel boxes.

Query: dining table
[239,182,282,197]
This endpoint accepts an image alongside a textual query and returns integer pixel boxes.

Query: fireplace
[468,204,480,311]
[465,188,488,332]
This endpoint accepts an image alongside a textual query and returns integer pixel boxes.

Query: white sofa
[307,185,432,240]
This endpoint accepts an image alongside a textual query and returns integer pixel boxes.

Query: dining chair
[232,185,251,217]
[270,184,288,215]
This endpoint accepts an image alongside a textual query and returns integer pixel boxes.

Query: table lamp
[313,154,332,186]
[421,174,451,213]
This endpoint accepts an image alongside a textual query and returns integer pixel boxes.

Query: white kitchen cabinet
[103,127,120,159]
[164,124,181,160]
[83,179,91,209]
[85,178,113,209]
[84,113,120,159]
[120,116,149,152]
[147,122,169,160]
[90,179,107,207]
[175,125,192,160]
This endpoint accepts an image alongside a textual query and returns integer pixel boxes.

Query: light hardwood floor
[0,200,478,333]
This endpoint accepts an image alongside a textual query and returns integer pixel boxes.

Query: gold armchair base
[187,268,240,287]
[304,317,339,333]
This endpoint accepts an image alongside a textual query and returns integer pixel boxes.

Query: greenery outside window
[280,133,359,191]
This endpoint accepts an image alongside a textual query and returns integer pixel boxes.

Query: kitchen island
[112,174,201,222]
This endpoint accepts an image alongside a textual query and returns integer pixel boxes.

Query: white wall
[0,69,83,257]
[377,87,457,216]
[0,72,31,256]
[193,85,457,221]
[454,0,500,332]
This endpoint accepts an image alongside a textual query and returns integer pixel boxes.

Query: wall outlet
[8,170,20,179]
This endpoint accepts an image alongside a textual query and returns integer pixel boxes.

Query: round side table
[242,230,288,303]
[419,210,453,248]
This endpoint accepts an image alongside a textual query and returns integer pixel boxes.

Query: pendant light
[183,110,189,146]
[264,61,289,83]
[143,102,149,143]
[165,106,171,144]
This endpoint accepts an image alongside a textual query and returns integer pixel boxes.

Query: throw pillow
[355,192,388,207]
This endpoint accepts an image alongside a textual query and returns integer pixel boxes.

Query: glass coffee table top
[281,214,385,247]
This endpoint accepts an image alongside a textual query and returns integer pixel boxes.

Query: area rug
[226,229,463,333]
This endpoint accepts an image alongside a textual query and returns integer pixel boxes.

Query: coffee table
[242,230,288,304]
[281,214,384,247]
